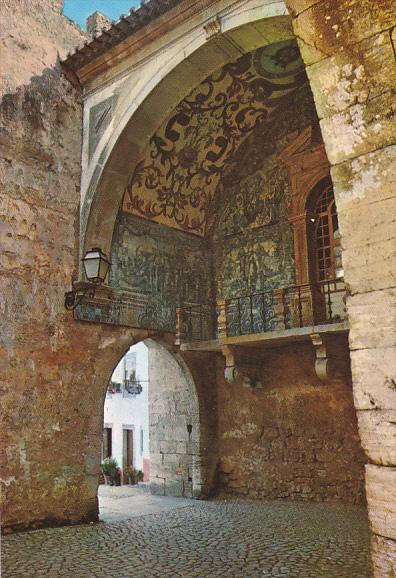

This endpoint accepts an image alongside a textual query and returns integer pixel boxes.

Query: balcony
[176,278,348,357]
[176,280,349,384]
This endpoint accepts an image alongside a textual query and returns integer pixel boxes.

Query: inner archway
[98,337,211,518]
[79,10,298,258]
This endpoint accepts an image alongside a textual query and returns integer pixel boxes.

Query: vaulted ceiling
[122,39,311,236]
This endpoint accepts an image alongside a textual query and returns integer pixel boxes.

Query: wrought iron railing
[176,279,346,343]
[224,279,346,337]
[74,280,346,343]
[175,303,217,344]
[74,290,176,333]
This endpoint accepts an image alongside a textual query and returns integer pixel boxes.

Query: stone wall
[0,0,140,531]
[284,0,396,573]
[148,341,203,498]
[0,0,86,96]
[217,339,366,503]
[0,2,217,530]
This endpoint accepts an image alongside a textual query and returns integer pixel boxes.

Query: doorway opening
[98,339,205,521]
[101,341,150,487]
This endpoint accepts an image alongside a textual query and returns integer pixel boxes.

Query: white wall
[103,341,149,473]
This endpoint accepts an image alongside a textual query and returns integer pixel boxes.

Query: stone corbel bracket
[310,333,348,381]
[222,345,262,389]
[204,16,222,39]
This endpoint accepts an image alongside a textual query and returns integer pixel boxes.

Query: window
[140,428,144,455]
[102,427,112,459]
[314,183,339,282]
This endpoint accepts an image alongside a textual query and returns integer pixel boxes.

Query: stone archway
[73,3,395,573]
[79,6,296,258]
[98,337,210,501]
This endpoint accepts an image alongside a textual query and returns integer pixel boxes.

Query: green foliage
[101,457,118,477]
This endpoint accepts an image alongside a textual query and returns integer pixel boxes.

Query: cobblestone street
[2,490,372,578]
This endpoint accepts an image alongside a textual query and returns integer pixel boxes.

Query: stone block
[307,31,396,118]
[320,91,396,165]
[358,411,396,465]
[352,348,396,411]
[332,145,396,210]
[164,480,184,497]
[338,197,396,251]
[159,441,177,454]
[294,0,396,65]
[348,291,396,351]
[371,534,396,578]
[186,440,200,454]
[149,454,164,468]
[286,0,323,18]
[163,453,182,467]
[150,480,165,496]
[366,464,396,541]
[176,442,187,454]
[341,237,396,294]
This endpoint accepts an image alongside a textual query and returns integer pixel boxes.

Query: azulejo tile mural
[109,44,321,333]
[211,85,318,297]
[109,214,212,331]
[122,40,308,235]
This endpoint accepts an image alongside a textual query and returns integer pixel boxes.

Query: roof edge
[61,0,182,78]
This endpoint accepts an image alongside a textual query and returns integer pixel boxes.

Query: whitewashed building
[103,342,150,480]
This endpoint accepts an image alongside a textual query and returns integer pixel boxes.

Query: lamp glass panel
[83,252,101,280]
[98,256,110,281]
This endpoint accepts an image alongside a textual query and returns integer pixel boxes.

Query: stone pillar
[147,341,216,499]
[217,298,228,340]
[285,1,396,573]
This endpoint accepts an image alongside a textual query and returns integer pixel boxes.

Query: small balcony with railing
[176,278,348,350]
[176,278,349,384]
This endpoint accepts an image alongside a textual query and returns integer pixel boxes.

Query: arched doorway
[97,337,213,519]
[101,341,150,485]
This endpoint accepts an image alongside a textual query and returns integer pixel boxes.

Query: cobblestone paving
[2,500,372,578]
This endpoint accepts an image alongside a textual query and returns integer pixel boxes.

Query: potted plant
[101,457,118,485]
[123,467,144,485]
[123,466,136,485]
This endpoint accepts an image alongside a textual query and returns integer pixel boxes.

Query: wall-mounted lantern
[64,248,111,310]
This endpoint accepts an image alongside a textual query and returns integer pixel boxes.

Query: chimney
[86,11,112,37]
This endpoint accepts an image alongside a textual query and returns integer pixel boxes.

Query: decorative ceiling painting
[122,39,308,236]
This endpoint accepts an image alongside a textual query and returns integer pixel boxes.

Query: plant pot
[103,474,113,486]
